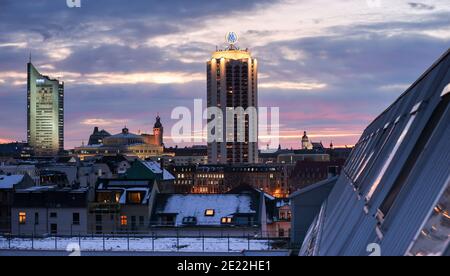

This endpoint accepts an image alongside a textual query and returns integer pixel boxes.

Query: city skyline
[1,0,450,149]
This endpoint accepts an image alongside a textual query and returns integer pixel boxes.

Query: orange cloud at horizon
[0,138,14,144]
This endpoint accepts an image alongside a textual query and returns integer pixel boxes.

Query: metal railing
[0,232,291,253]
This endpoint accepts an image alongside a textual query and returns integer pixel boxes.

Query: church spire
[154,114,162,129]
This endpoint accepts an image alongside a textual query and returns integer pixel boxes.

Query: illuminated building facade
[27,62,64,156]
[207,33,258,164]
[73,116,164,160]
[169,164,289,197]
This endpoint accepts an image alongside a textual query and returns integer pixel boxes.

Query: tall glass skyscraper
[27,62,64,156]
[207,33,258,164]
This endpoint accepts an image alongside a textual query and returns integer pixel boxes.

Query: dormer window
[205,209,215,216]
[221,217,232,224]
[182,217,197,225]
[127,192,142,204]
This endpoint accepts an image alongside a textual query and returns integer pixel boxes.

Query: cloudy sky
[0,0,449,149]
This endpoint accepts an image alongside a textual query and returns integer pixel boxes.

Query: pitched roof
[0,174,24,189]
[153,194,258,226]
[141,161,175,180]
[290,176,338,198]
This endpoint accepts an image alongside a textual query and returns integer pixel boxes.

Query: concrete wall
[11,207,88,236]
[88,205,150,234]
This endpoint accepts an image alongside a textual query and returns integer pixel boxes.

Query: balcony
[89,202,120,214]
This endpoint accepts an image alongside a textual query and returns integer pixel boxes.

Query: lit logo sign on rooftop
[226,32,239,45]
[36,79,45,84]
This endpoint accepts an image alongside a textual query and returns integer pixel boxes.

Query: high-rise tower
[27,62,64,156]
[207,33,258,164]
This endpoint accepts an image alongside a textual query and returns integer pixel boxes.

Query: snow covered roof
[20,185,56,192]
[154,194,258,226]
[0,175,24,189]
[142,161,175,180]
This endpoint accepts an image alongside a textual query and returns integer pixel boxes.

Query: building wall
[74,144,163,160]
[0,191,12,233]
[88,184,158,234]
[288,160,344,191]
[27,63,64,156]
[153,127,163,146]
[277,153,330,164]
[88,206,120,234]
[127,144,164,159]
[119,205,150,232]
[170,164,290,197]
[0,176,35,233]
[225,170,288,198]
[207,50,258,164]
[267,221,291,238]
[11,207,88,236]
[193,171,224,194]
[88,205,151,234]
[290,179,336,247]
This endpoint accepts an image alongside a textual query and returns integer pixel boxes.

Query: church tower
[153,115,163,146]
[301,131,313,150]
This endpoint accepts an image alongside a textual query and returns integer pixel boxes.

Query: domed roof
[103,127,144,146]
[108,127,141,139]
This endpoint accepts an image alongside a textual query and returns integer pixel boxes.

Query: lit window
[127,192,142,204]
[121,215,128,226]
[19,212,26,224]
[221,217,232,224]
[114,192,121,203]
[205,209,215,216]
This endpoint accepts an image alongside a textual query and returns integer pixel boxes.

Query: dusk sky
[0,0,449,149]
